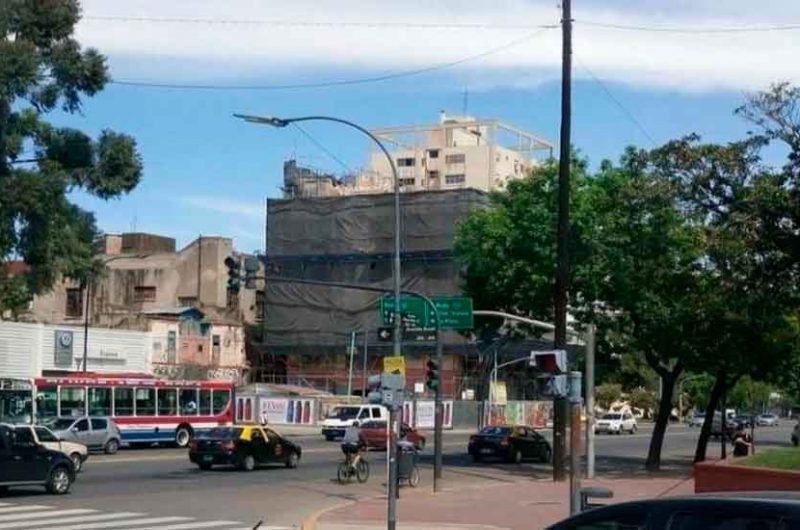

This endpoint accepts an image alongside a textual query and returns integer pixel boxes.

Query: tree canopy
[0,0,142,313]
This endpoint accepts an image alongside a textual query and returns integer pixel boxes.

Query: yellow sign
[383,355,406,375]
[490,381,508,406]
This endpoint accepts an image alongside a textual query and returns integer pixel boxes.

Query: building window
[226,288,239,310]
[399,178,415,186]
[428,149,439,159]
[255,290,265,321]
[427,170,440,180]
[134,286,156,302]
[445,174,466,185]
[445,153,465,164]
[178,296,197,307]
[397,157,415,167]
[65,288,83,318]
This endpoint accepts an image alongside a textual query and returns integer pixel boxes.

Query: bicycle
[337,451,370,484]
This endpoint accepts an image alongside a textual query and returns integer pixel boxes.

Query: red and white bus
[0,374,234,447]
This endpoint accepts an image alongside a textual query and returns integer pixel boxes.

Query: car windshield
[204,427,242,439]
[602,414,622,420]
[48,418,76,430]
[329,407,359,420]
[479,426,512,436]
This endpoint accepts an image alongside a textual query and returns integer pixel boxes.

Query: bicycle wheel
[355,459,370,483]
[337,462,351,484]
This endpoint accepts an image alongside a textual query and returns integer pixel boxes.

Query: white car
[14,424,88,472]
[321,404,387,441]
[595,412,638,435]
[756,413,779,427]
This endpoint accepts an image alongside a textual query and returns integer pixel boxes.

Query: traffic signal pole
[434,328,444,491]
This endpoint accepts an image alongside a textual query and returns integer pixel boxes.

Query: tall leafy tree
[0,0,142,312]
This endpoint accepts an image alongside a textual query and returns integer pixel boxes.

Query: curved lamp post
[234,113,402,359]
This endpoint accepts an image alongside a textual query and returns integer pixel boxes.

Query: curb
[301,498,358,530]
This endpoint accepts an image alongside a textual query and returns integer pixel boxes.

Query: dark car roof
[548,494,800,529]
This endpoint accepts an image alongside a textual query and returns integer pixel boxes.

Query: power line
[110,29,552,91]
[575,19,800,34]
[83,14,557,31]
[81,14,800,34]
[575,56,657,146]
[290,123,353,174]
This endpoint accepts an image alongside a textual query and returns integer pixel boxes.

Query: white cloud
[180,196,264,219]
[75,0,800,92]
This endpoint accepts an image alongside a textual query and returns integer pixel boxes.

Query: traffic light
[366,374,383,404]
[224,256,241,293]
[425,359,440,393]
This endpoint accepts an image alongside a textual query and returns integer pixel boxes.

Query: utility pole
[585,323,596,479]
[553,0,572,483]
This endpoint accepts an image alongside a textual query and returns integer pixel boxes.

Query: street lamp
[234,113,403,359]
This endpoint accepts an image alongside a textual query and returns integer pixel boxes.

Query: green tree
[728,377,773,415]
[628,387,657,418]
[0,0,142,313]
[595,383,623,411]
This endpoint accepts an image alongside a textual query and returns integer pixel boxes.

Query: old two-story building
[6,232,261,383]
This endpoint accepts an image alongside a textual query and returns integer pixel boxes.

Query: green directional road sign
[380,295,473,330]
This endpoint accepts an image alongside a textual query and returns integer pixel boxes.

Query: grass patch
[739,447,800,471]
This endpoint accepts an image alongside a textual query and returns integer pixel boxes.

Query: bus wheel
[175,426,192,448]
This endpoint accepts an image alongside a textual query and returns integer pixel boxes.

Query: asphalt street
[2,423,795,529]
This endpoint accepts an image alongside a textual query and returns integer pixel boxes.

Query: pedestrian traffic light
[224,256,241,293]
[425,359,440,393]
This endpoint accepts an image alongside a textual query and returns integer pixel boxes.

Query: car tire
[104,438,120,455]
[324,434,334,442]
[285,451,299,469]
[472,454,482,463]
[69,453,83,473]
[46,466,72,495]
[175,426,192,448]
[198,463,212,471]
[240,454,256,472]
[540,446,552,463]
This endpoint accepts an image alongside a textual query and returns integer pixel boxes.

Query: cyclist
[341,421,366,466]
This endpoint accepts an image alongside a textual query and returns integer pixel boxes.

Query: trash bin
[397,441,419,487]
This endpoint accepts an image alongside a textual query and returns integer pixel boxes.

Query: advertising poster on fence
[259,398,288,425]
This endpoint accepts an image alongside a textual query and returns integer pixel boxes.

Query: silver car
[756,413,779,427]
[48,417,122,454]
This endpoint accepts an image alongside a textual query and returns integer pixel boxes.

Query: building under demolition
[263,189,488,397]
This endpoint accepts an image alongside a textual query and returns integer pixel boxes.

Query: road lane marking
[0,509,95,524]
[0,506,50,514]
[42,516,191,530]
[135,521,249,529]
[0,512,143,529]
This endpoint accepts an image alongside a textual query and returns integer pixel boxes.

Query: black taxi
[189,425,301,471]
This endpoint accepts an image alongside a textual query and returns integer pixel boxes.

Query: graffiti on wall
[486,400,553,428]
[152,363,242,383]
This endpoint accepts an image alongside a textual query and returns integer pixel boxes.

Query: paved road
[3,423,794,529]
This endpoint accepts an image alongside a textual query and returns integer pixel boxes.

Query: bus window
[88,387,112,416]
[199,389,212,416]
[135,388,155,416]
[60,387,85,417]
[179,389,198,416]
[157,388,177,416]
[114,388,134,416]
[212,389,230,415]
[36,386,58,420]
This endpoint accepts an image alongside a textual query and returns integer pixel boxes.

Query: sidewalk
[309,473,694,530]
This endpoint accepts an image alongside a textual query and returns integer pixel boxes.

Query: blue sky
[61,0,800,251]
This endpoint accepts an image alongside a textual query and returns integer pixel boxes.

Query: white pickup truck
[321,404,388,441]
[15,424,89,472]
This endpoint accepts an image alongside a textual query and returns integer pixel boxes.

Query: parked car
[711,411,737,439]
[547,494,800,529]
[321,405,387,441]
[47,416,122,454]
[0,424,75,495]
[792,421,799,446]
[595,412,638,435]
[756,413,779,427]
[189,425,301,471]
[733,414,754,430]
[360,421,426,451]
[688,412,705,427]
[468,425,551,464]
[14,424,88,473]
